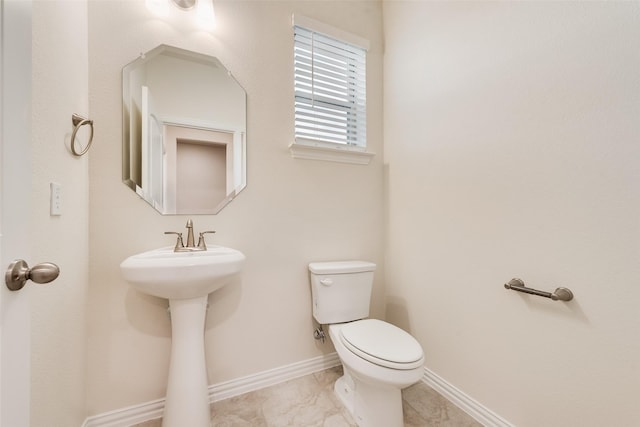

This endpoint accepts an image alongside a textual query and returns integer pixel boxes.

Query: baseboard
[209,352,340,403]
[82,352,341,427]
[422,367,514,427]
[83,354,512,427]
[81,399,165,427]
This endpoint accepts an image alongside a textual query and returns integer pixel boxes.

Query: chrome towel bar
[504,278,574,301]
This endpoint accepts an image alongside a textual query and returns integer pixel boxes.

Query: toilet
[308,261,424,427]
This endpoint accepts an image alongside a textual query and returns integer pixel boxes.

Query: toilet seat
[339,319,424,370]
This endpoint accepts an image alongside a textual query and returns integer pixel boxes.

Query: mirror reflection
[122,45,247,214]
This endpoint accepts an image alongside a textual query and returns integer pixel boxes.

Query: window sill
[288,142,375,165]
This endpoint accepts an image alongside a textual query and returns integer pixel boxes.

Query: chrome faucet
[165,220,216,252]
[185,219,195,248]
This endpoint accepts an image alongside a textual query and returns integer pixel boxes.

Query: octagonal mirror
[122,45,246,215]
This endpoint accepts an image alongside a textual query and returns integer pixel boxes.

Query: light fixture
[146,0,216,30]
[172,0,197,10]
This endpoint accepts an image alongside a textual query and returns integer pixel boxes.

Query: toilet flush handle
[320,278,333,286]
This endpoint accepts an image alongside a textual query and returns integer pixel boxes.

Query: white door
[141,85,165,211]
[0,0,33,425]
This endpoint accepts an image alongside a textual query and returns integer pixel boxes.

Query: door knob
[5,259,60,291]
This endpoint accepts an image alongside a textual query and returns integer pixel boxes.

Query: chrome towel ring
[70,113,94,156]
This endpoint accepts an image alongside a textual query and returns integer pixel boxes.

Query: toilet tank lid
[309,261,376,274]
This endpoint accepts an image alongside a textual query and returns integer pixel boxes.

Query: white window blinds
[294,24,367,148]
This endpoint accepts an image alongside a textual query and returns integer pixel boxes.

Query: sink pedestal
[163,295,210,427]
[120,244,246,426]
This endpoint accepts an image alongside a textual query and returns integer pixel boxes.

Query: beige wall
[383,2,640,426]
[87,0,384,416]
[31,1,89,426]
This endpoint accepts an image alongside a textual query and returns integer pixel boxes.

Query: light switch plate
[50,182,62,216]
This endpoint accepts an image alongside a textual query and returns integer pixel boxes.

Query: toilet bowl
[329,320,424,427]
[308,261,424,427]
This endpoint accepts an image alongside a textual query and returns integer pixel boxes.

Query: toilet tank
[308,261,376,324]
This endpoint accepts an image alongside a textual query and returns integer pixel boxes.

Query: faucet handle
[197,231,216,250]
[164,231,184,252]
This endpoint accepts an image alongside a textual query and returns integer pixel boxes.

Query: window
[290,15,374,164]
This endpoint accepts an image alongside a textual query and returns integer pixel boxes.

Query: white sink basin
[120,245,245,300]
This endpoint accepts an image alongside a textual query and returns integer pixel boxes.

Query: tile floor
[134,366,482,427]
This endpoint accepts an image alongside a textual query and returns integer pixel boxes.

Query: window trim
[288,138,375,165]
[292,15,370,51]
[290,14,375,165]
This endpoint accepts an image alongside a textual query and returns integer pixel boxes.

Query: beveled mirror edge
[122,68,135,192]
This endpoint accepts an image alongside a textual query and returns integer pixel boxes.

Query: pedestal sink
[120,245,245,427]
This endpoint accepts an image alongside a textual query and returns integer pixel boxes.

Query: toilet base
[334,371,404,427]
[334,375,355,414]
